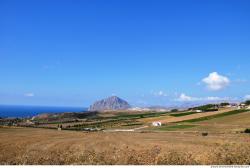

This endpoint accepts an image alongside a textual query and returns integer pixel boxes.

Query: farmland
[1,107,250,165]
[1,127,250,165]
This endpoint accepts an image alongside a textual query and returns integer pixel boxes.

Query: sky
[0,0,250,107]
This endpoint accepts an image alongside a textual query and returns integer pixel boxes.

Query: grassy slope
[183,110,250,133]
[170,112,197,117]
[148,109,250,132]
[176,109,250,123]
[153,124,197,131]
[197,111,250,125]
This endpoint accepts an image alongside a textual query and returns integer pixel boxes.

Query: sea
[0,105,87,118]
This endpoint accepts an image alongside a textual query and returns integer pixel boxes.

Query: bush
[220,102,230,106]
[244,128,250,133]
[192,104,218,112]
[171,109,178,112]
[244,100,250,105]
[202,132,208,136]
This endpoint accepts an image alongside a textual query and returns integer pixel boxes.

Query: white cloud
[206,96,222,101]
[177,93,198,101]
[24,93,35,97]
[244,95,250,100]
[176,93,236,102]
[202,72,230,91]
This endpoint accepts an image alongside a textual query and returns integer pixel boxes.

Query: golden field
[0,126,250,165]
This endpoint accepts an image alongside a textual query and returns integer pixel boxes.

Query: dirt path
[103,125,149,132]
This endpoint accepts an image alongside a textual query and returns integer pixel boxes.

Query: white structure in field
[152,121,162,127]
[195,110,202,113]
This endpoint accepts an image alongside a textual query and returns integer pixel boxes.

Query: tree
[220,102,230,106]
[193,104,218,112]
[245,100,250,105]
[171,109,178,112]
[244,128,250,133]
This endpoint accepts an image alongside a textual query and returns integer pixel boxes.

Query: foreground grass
[176,109,250,123]
[1,127,250,165]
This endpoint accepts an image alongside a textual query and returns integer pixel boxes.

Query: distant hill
[32,111,97,121]
[88,96,131,111]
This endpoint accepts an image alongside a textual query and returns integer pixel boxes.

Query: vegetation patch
[122,123,143,127]
[177,109,250,123]
[189,104,218,112]
[106,112,169,120]
[170,112,197,117]
[153,124,196,131]
[244,128,250,134]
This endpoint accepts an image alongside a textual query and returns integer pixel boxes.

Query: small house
[152,121,162,127]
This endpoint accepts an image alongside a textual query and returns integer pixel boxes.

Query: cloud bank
[176,93,236,102]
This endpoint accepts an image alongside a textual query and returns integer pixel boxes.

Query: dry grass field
[0,127,250,165]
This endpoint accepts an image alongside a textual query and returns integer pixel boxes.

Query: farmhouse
[152,121,162,127]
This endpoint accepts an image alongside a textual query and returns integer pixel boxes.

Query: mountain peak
[107,96,122,101]
[88,96,131,111]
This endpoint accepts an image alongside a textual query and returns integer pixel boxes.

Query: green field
[152,124,197,131]
[176,109,250,123]
[170,112,197,117]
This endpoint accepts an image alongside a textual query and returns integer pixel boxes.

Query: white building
[152,121,162,127]
[195,110,202,113]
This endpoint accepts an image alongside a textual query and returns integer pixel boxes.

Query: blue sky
[0,0,250,107]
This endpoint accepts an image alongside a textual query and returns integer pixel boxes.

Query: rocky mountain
[88,96,131,111]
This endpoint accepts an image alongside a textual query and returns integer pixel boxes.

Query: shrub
[244,128,250,133]
[244,100,250,105]
[192,104,218,111]
[220,102,230,106]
